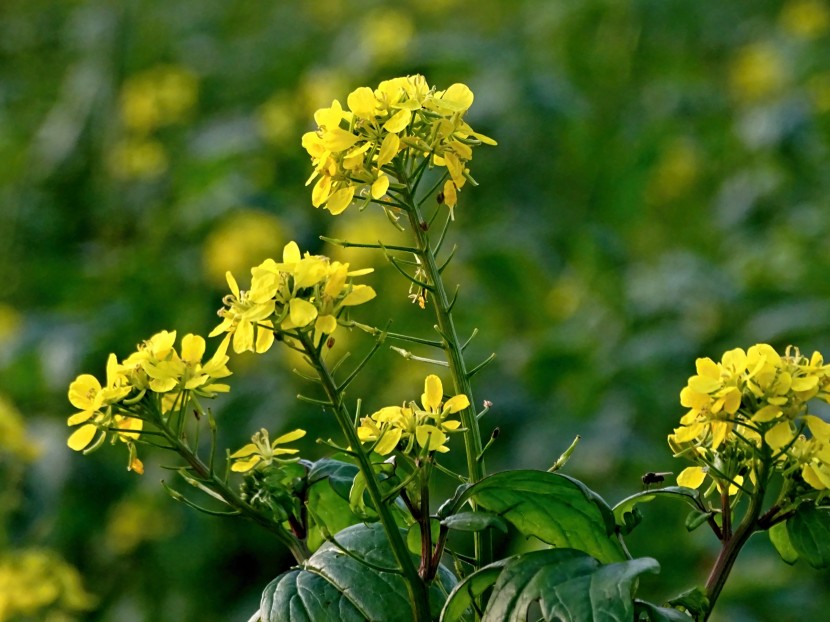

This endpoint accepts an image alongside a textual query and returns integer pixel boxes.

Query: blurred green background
[2,0,830,619]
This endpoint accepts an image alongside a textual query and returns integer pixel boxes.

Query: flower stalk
[297,332,432,622]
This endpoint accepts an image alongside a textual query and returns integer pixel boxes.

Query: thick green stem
[703,465,769,620]
[396,169,492,570]
[298,333,432,622]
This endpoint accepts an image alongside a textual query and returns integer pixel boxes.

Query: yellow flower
[357,375,467,456]
[302,75,495,216]
[211,241,376,349]
[230,428,306,473]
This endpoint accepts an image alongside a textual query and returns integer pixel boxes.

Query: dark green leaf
[441,549,659,622]
[308,457,359,500]
[261,523,456,622]
[684,509,710,533]
[768,521,798,565]
[787,503,830,569]
[461,470,626,563]
[441,511,508,534]
[666,587,708,618]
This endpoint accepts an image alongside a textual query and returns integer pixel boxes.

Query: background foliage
[2,0,830,619]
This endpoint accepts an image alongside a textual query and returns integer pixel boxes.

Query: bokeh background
[3,0,830,619]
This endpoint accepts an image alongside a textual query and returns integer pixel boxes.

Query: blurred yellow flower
[257,94,297,146]
[202,210,286,288]
[360,9,414,62]
[646,138,700,205]
[729,42,786,102]
[0,394,38,462]
[120,65,198,134]
[0,549,95,620]
[108,137,168,180]
[779,0,829,39]
[0,304,21,345]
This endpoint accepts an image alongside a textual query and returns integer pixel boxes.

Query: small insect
[419,220,429,231]
[436,191,445,205]
[326,336,336,349]
[641,471,673,489]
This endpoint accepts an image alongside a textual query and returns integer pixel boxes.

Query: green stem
[703,463,769,620]
[395,165,492,570]
[298,333,432,622]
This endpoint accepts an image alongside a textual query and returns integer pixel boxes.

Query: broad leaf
[441,549,660,622]
[261,523,456,622]
[306,458,365,551]
[457,470,626,563]
[787,503,830,569]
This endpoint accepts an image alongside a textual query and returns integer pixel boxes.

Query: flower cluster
[670,344,830,494]
[210,241,376,353]
[302,74,496,215]
[357,375,468,456]
[67,331,231,473]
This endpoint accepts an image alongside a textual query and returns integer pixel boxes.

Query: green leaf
[441,511,508,534]
[684,509,710,533]
[768,521,798,565]
[634,600,693,621]
[306,477,363,551]
[787,503,830,569]
[440,549,659,622]
[261,523,456,622]
[666,586,708,618]
[459,470,626,563]
[308,457,359,500]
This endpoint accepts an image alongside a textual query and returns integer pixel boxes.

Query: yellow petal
[326,186,355,215]
[229,443,258,459]
[677,466,707,489]
[764,421,794,450]
[255,324,275,354]
[416,425,447,452]
[442,394,470,414]
[383,109,411,133]
[230,455,261,473]
[288,298,318,328]
[371,173,390,200]
[233,320,255,353]
[67,411,94,426]
[347,86,377,118]
[374,428,402,455]
[341,285,376,306]
[377,133,400,167]
[422,375,443,412]
[67,424,98,451]
[442,179,457,209]
[180,334,206,364]
[283,241,301,264]
[315,314,338,335]
[68,375,102,411]
[273,429,306,445]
